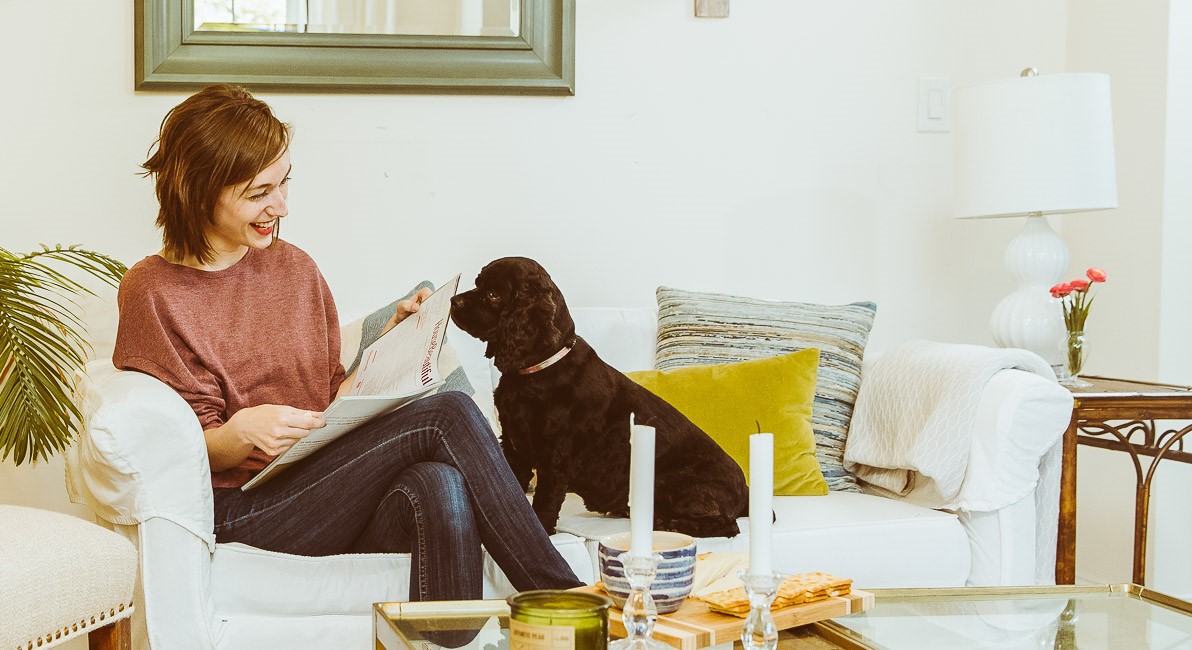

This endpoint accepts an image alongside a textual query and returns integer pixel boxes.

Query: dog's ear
[491,261,575,372]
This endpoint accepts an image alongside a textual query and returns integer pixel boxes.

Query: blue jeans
[213,391,583,601]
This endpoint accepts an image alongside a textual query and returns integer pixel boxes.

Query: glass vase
[1059,330,1092,389]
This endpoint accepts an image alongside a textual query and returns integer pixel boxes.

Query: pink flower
[1057,266,1107,334]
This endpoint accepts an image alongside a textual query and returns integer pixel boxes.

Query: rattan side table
[1056,375,1192,586]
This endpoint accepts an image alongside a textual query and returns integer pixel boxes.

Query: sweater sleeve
[319,268,346,401]
[112,265,229,430]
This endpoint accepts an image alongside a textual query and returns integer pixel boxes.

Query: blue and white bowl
[598,531,697,614]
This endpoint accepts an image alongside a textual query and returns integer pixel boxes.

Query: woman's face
[207,150,291,259]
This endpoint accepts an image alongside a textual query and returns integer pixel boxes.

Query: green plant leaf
[0,246,125,465]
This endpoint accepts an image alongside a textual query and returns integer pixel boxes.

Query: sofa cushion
[654,286,876,493]
[572,308,661,373]
[626,349,827,496]
[556,492,968,589]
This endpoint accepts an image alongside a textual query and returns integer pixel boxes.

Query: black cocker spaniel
[450,257,748,538]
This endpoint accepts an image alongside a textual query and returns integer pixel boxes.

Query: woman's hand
[225,404,325,457]
[383,287,433,335]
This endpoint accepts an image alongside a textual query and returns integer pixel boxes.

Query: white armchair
[65,361,595,650]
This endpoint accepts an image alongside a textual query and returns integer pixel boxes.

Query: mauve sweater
[113,241,345,489]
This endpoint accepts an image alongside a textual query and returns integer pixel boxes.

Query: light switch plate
[917,77,951,133]
[696,0,729,18]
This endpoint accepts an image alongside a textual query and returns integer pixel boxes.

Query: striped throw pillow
[654,286,876,492]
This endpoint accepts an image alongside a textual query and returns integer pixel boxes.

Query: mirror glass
[138,0,573,94]
[194,0,519,37]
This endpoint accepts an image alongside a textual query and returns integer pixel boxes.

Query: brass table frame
[1056,375,1192,586]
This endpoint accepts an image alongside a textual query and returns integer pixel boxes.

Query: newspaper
[241,274,461,490]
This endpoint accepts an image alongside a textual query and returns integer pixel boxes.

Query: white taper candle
[629,416,656,559]
[749,433,774,576]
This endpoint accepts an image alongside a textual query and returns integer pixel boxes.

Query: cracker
[696,586,750,611]
[695,572,852,617]
[775,572,851,606]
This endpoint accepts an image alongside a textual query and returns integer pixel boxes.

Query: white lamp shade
[953,73,1118,219]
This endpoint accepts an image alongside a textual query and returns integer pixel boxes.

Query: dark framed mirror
[135,0,575,94]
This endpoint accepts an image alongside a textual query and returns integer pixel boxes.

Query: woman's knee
[429,391,496,441]
[403,462,473,523]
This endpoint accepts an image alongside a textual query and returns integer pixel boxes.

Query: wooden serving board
[574,585,874,650]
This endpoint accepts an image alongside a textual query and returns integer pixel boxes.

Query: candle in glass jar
[508,590,612,650]
[749,433,774,576]
[629,415,655,559]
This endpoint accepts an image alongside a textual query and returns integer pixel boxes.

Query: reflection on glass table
[375,600,510,650]
[814,585,1192,650]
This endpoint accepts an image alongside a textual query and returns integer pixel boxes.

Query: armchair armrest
[66,360,216,549]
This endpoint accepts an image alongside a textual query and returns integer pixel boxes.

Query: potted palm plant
[1,245,126,465]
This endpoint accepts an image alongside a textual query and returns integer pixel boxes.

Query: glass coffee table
[810,584,1192,649]
[375,585,1192,650]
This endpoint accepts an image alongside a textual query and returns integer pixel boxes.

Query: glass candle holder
[508,590,612,650]
[609,553,670,650]
[738,569,781,650]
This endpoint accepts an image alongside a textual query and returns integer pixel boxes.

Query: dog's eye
[486,291,501,303]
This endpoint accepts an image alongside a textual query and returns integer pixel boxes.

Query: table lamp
[952,68,1117,366]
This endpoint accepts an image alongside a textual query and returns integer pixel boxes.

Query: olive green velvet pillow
[627,348,828,496]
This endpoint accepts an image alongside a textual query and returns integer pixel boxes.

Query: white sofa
[65,306,1074,650]
[459,309,1074,590]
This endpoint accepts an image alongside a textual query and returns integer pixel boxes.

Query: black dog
[450,257,748,538]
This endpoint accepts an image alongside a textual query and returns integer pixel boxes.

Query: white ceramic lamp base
[990,215,1067,367]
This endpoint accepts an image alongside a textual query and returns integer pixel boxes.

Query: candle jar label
[510,620,576,650]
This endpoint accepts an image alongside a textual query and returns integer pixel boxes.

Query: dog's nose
[450,295,465,310]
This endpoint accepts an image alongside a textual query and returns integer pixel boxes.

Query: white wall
[1066,0,1168,382]
[3,0,1066,335]
[1065,0,1170,589]
[1152,0,1192,598]
[1160,1,1192,382]
[1067,0,1192,598]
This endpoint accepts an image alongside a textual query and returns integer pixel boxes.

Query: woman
[113,83,583,602]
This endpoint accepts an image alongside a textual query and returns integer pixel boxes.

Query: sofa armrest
[66,360,216,549]
[846,341,1070,510]
[852,363,1071,587]
[954,369,1072,510]
[860,368,1072,512]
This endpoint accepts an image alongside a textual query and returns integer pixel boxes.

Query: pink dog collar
[519,346,572,375]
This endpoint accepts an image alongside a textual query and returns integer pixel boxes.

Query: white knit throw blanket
[844,340,1056,507]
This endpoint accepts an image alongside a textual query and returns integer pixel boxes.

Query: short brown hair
[142,84,290,266]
